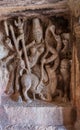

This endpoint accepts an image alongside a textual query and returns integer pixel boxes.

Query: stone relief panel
[0,16,72,103]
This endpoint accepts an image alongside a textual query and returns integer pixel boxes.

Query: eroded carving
[0,16,71,103]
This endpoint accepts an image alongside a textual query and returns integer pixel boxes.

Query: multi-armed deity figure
[1,16,71,103]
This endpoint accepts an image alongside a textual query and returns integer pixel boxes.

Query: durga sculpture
[0,17,71,103]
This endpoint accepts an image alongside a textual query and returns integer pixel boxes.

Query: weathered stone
[0,95,75,130]
[0,0,69,20]
[0,44,9,59]
[0,0,79,130]
[0,106,10,130]
[0,64,9,104]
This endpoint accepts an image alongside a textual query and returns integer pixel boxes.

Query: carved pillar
[74,28,80,120]
[69,0,80,122]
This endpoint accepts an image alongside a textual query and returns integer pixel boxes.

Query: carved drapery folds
[0,16,72,103]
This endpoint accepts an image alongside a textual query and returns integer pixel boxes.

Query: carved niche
[0,16,72,103]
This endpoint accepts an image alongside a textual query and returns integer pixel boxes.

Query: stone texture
[68,0,80,17]
[0,36,74,129]
[0,0,79,130]
[68,1,80,126]
[0,125,68,130]
[0,106,10,130]
[0,61,75,129]
[0,0,65,7]
[0,64,8,104]
[0,95,75,130]
[0,44,9,59]
[0,0,69,20]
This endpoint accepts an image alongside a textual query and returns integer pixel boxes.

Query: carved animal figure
[21,71,47,101]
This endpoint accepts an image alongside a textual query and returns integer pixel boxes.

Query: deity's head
[32,18,43,44]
